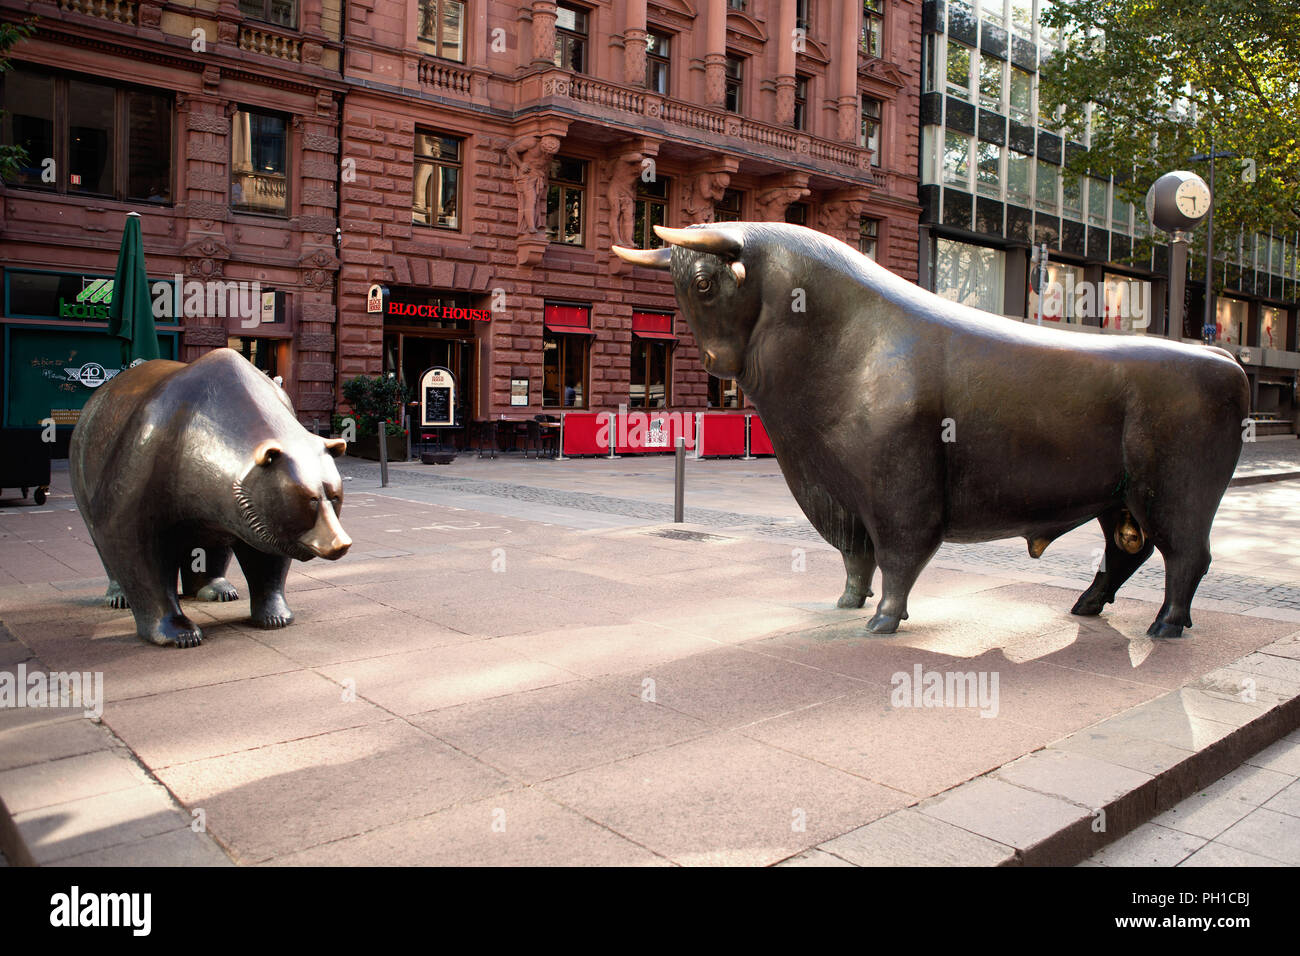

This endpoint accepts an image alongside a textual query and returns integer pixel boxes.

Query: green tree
[1038,0,1300,253]
[0,18,37,182]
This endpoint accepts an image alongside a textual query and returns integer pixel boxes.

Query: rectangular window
[1087,177,1107,226]
[981,0,1005,25]
[935,237,1005,314]
[1261,305,1289,351]
[1102,274,1150,334]
[793,75,809,131]
[976,140,1001,197]
[947,42,973,100]
[1006,149,1030,204]
[0,70,53,189]
[861,0,884,57]
[860,96,882,163]
[708,376,742,408]
[228,336,280,377]
[796,0,811,31]
[922,36,939,93]
[724,55,744,113]
[630,317,673,409]
[1010,0,1033,37]
[68,80,115,196]
[860,217,879,259]
[555,3,589,72]
[714,188,743,222]
[239,0,297,29]
[418,0,466,63]
[1035,160,1057,211]
[979,54,1003,110]
[413,130,461,229]
[943,130,971,187]
[1111,189,1130,232]
[231,109,288,216]
[543,316,590,408]
[1062,172,1082,219]
[785,202,808,226]
[1029,261,1085,324]
[1,67,173,203]
[1215,296,1248,345]
[546,156,586,245]
[1009,67,1032,122]
[646,30,672,94]
[633,175,669,249]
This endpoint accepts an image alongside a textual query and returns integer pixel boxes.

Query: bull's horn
[611,245,672,269]
[653,225,744,259]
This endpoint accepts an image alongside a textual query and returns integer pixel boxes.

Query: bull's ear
[654,225,744,260]
[253,439,283,467]
[323,438,347,458]
[611,245,672,269]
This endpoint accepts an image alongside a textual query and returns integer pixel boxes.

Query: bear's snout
[301,502,352,560]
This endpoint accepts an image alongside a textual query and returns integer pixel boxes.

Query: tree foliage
[1038,0,1300,249]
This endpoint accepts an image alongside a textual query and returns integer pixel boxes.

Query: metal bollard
[692,412,704,459]
[555,412,569,461]
[742,413,756,461]
[379,421,389,487]
[674,436,685,523]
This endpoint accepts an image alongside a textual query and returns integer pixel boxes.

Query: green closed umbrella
[107,211,160,367]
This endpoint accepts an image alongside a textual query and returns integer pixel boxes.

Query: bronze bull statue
[614,223,1247,638]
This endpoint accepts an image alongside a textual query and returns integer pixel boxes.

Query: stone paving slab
[3,469,1300,866]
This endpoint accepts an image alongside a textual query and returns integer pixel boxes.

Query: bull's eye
[694,276,713,294]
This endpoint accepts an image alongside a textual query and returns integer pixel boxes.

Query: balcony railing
[238,24,302,62]
[58,0,137,24]
[419,60,473,96]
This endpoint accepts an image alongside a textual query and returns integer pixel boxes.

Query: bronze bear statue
[614,222,1248,639]
[70,348,352,648]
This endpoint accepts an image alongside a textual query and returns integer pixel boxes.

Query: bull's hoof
[144,614,204,648]
[252,613,294,629]
[866,612,903,634]
[1146,620,1187,639]
[105,582,129,609]
[836,588,871,609]
[195,578,240,602]
[1070,592,1111,616]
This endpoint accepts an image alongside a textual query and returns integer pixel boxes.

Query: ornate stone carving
[506,134,562,235]
[704,52,727,107]
[624,28,649,85]
[531,0,558,65]
[775,75,796,126]
[817,198,865,243]
[600,149,645,247]
[755,185,810,221]
[682,169,731,225]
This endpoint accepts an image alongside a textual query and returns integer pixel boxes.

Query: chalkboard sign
[419,366,456,427]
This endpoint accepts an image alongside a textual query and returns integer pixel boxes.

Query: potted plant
[340,375,409,461]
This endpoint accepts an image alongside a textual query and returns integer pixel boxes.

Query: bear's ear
[253,439,283,467]
[323,438,347,458]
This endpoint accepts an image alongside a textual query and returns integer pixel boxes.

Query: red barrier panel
[750,416,775,456]
[560,412,605,455]
[697,412,747,457]
[614,409,695,454]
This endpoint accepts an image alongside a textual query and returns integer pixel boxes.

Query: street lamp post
[1189,148,1237,344]
[1145,171,1212,340]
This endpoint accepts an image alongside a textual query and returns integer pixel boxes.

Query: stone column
[625,0,649,86]
[531,0,558,67]
[775,0,798,125]
[704,0,728,107]
[837,0,863,142]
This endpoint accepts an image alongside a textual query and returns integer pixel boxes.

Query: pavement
[0,437,1298,867]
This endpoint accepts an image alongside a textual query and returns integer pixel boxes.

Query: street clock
[1144,170,1212,233]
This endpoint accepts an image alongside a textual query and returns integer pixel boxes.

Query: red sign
[386,302,491,322]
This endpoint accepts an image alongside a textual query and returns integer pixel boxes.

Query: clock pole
[1202,133,1216,345]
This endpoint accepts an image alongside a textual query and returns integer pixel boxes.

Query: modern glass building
[916,0,1300,429]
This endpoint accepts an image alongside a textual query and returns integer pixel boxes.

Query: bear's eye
[694,276,713,294]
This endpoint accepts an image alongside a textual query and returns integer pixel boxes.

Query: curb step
[784,635,1300,867]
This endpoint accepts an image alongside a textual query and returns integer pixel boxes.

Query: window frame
[542,321,591,409]
[860,95,882,163]
[554,2,590,73]
[646,29,672,94]
[0,67,175,205]
[633,175,670,250]
[238,0,298,30]
[861,0,884,57]
[231,106,291,218]
[412,129,463,231]
[946,40,974,101]
[793,74,810,131]
[724,54,745,113]
[859,217,880,259]
[714,188,744,222]
[417,0,467,63]
[546,156,587,246]
[630,325,674,409]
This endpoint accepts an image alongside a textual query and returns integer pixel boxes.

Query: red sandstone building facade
[0,1,919,443]
[339,0,920,426]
